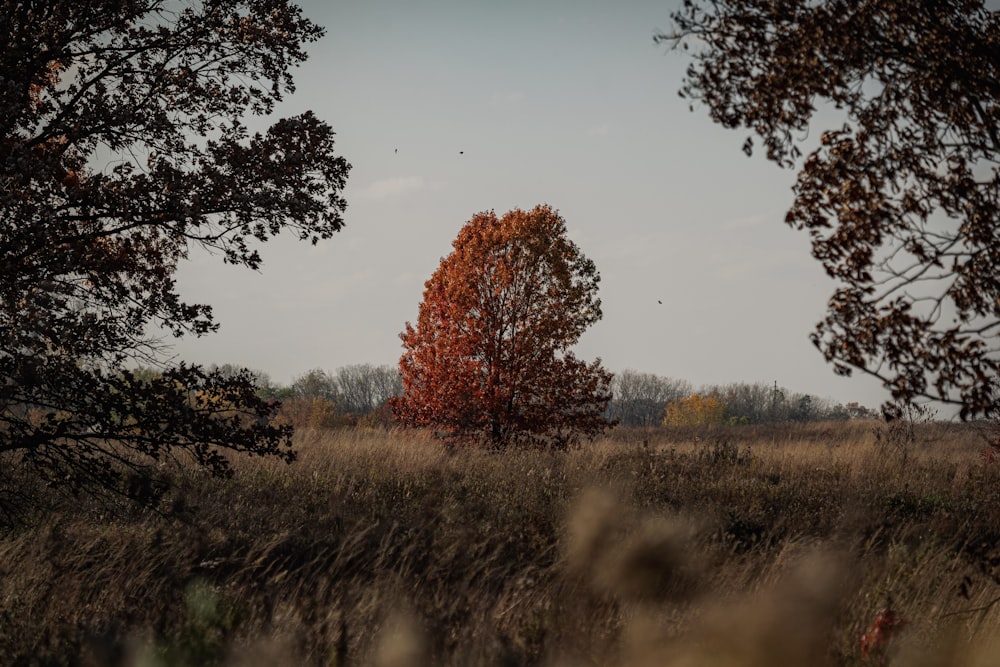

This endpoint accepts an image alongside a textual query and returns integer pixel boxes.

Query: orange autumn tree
[391,205,613,449]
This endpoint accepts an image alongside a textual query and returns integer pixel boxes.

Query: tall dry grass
[1,420,999,665]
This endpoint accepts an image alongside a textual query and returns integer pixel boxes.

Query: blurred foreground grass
[3,421,1000,666]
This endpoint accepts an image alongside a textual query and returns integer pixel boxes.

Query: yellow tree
[663,394,725,427]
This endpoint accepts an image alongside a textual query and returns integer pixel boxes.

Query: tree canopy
[0,0,350,516]
[660,0,1000,418]
[391,205,612,449]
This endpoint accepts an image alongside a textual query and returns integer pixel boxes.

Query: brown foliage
[391,205,612,449]
[0,1,350,515]
[660,1,1000,418]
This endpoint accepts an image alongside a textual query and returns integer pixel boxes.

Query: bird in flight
[459,151,464,155]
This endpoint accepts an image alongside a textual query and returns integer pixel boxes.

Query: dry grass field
[3,420,1000,666]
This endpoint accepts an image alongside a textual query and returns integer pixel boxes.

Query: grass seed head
[373,609,427,667]
[596,515,701,604]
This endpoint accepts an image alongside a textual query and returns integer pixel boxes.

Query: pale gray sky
[171,0,891,408]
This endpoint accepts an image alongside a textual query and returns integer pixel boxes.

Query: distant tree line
[609,369,876,427]
[131,364,873,432]
[609,371,692,427]
[256,364,403,428]
[134,364,404,430]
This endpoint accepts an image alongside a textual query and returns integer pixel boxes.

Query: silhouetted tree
[391,205,612,449]
[0,1,350,516]
[660,1,1000,418]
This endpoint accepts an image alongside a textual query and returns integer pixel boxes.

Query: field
[4,421,1000,666]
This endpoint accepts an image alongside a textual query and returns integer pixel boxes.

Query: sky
[170,0,893,408]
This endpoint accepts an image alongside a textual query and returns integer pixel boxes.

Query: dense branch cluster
[661,0,1000,417]
[0,0,350,512]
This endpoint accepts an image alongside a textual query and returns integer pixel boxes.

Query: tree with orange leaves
[391,205,612,449]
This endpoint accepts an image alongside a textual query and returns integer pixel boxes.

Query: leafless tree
[610,370,691,427]
[334,364,402,415]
